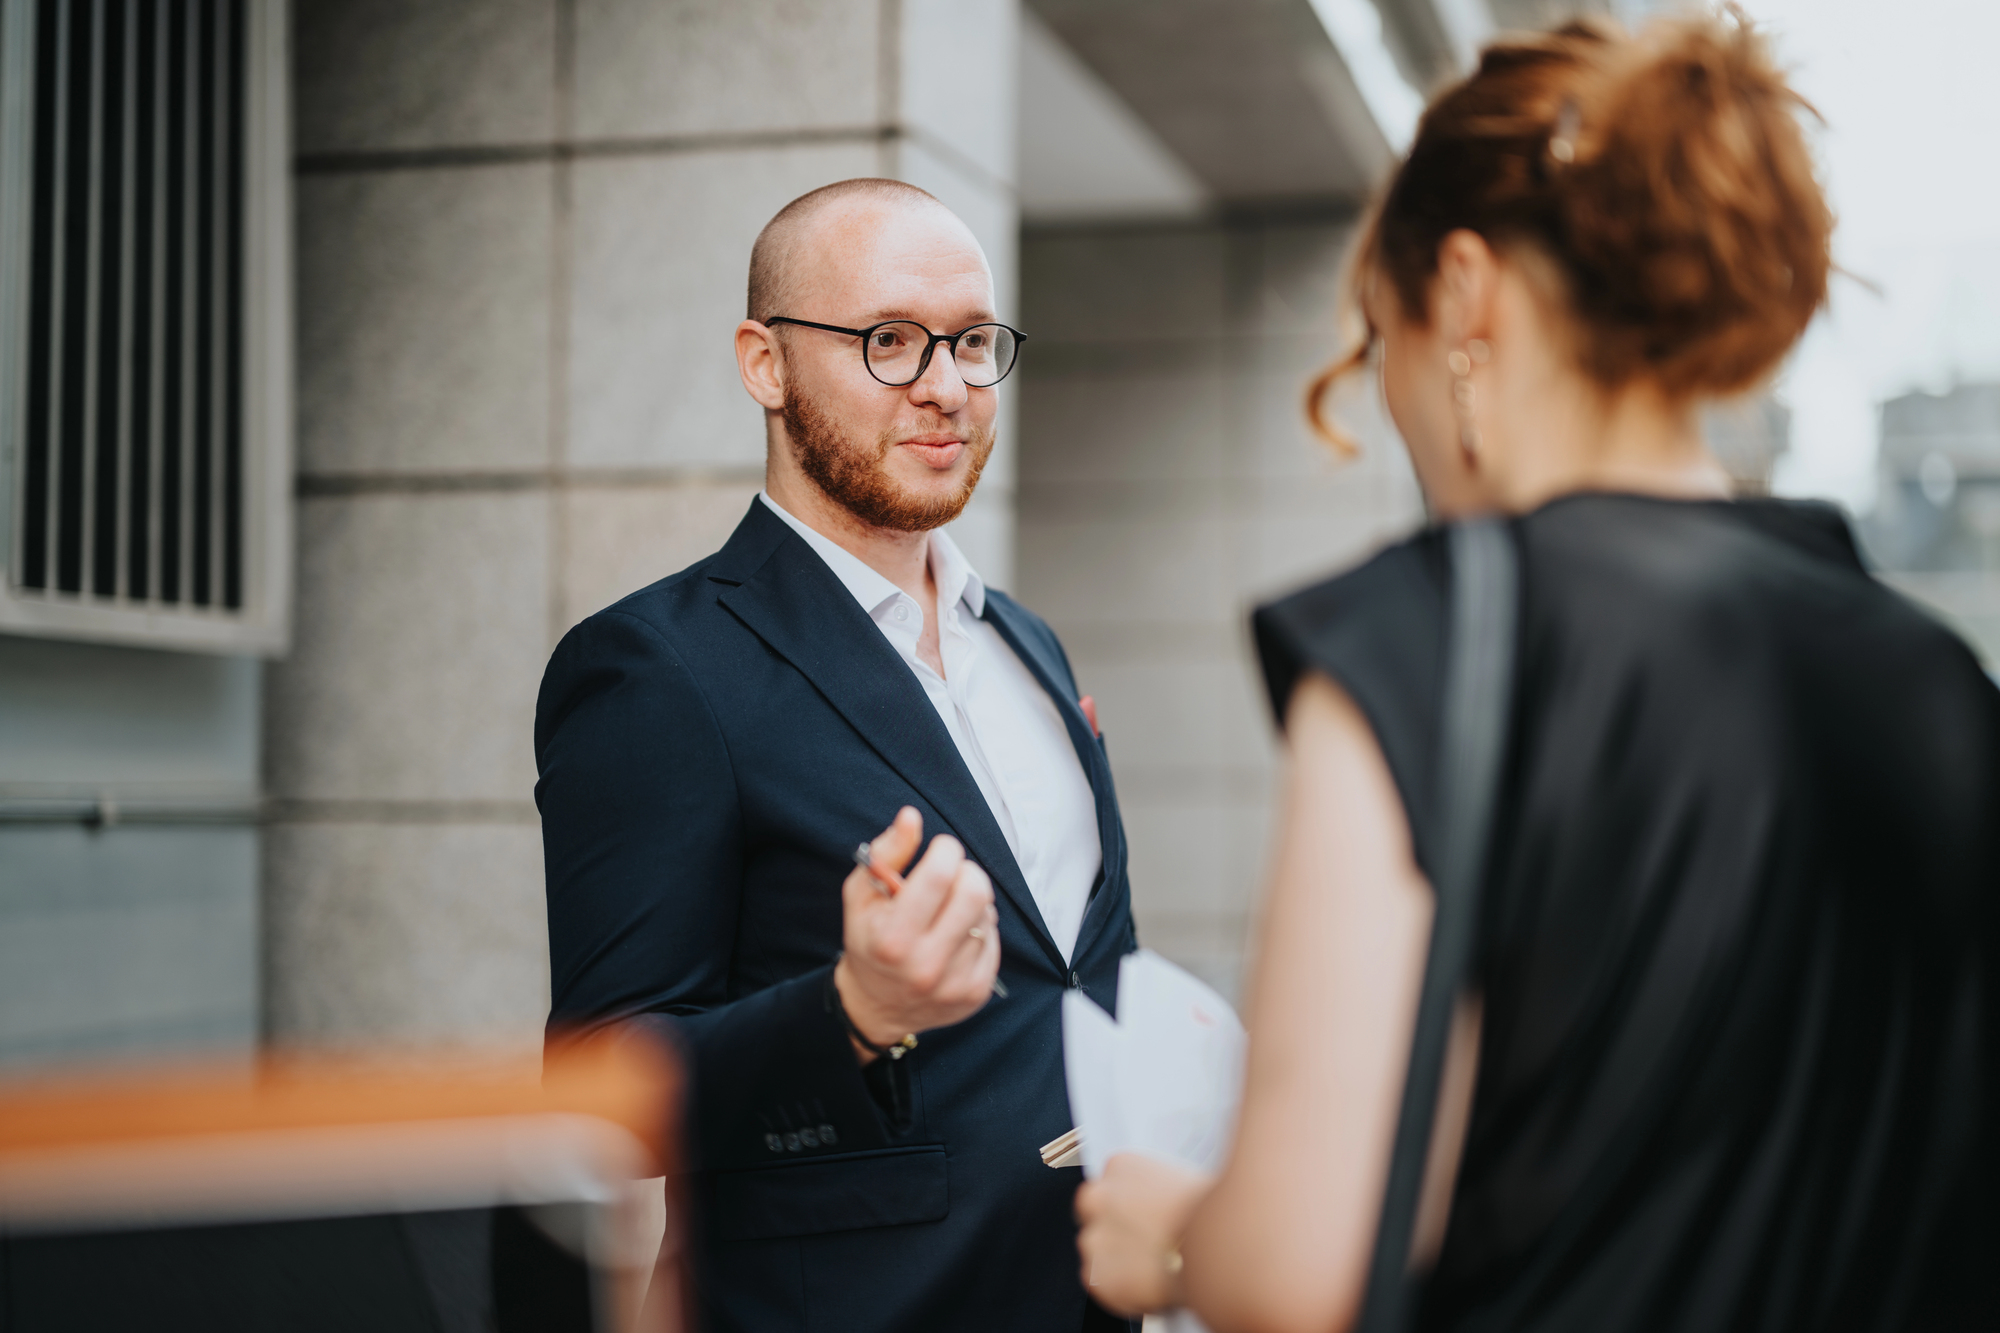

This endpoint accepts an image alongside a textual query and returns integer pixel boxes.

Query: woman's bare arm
[1177,671,1436,1333]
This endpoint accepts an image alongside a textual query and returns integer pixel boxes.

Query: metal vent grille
[0,0,290,654]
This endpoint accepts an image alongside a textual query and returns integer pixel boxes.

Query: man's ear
[736,320,787,411]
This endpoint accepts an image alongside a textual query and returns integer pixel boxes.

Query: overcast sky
[1734,0,2000,509]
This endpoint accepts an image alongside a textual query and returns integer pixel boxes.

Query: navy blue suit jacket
[535,500,1139,1332]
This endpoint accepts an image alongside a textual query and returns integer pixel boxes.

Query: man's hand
[834,807,1001,1061]
[1075,1153,1214,1317]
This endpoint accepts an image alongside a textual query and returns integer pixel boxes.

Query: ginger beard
[783,382,993,533]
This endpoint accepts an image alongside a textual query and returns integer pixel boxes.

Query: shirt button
[894,604,909,622]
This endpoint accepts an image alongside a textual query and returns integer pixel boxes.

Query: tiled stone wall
[1017,220,1424,1001]
[273,0,1021,1049]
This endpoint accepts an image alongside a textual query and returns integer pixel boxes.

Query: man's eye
[872,330,903,348]
[960,332,988,350]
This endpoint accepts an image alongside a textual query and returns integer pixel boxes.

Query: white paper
[1061,949,1246,1179]
[1064,952,1244,1333]
[1147,1315,1213,1333]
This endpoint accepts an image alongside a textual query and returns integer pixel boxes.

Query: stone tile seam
[1117,767,1275,801]
[549,0,578,653]
[265,799,539,826]
[296,466,767,498]
[1049,640,1245,662]
[1130,909,1253,927]
[878,0,903,130]
[1020,198,1366,238]
[901,125,1017,202]
[293,125,901,177]
[1020,332,1352,353]
[1018,493,1387,522]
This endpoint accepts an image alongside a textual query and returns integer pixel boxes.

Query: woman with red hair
[1077,13,1998,1331]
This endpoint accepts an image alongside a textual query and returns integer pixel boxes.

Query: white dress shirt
[759,492,1103,961]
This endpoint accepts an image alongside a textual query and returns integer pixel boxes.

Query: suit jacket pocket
[709,1145,948,1242]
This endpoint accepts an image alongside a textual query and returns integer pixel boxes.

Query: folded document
[1054,949,1245,1178]
[1044,952,1244,1333]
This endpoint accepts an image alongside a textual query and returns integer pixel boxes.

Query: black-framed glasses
[763,316,1026,388]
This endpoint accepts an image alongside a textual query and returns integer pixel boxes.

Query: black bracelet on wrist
[824,955,919,1061]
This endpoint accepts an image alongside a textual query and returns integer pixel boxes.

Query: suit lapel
[981,595,1129,963]
[710,505,1069,976]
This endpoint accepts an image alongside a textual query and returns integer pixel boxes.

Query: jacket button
[1068,970,1080,989]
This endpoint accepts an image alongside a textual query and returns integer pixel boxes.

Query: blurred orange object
[0,1030,686,1333]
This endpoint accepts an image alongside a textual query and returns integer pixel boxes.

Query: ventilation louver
[0,0,289,654]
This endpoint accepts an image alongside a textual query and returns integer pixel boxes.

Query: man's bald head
[746,178,964,322]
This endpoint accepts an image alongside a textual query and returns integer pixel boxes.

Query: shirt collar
[758,491,985,621]
[928,524,987,619]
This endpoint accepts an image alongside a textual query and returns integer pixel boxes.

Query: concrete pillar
[269,1,1020,1049]
[1016,218,1422,999]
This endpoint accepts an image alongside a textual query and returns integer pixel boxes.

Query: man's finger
[842,862,889,913]
[918,863,995,985]
[934,860,993,936]
[897,832,965,926]
[939,907,1001,1002]
[978,901,1002,978]
[945,889,999,965]
[938,901,991,977]
[868,805,925,877]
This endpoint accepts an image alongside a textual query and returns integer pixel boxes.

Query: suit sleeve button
[783,1131,801,1152]
[799,1127,820,1148]
[765,1133,784,1154]
[819,1124,838,1145]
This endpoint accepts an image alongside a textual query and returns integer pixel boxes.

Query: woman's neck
[1490,375,1734,513]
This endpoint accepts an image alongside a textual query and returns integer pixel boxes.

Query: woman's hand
[1076,1153,1214,1317]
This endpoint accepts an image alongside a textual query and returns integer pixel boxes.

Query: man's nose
[908,340,969,411]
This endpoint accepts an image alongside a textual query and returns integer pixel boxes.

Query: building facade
[3,0,1594,1067]
[1863,381,2000,666]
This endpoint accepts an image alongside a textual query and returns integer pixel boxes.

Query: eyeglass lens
[864,322,1018,387]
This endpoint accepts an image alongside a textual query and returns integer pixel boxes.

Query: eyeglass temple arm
[762,316,867,336]
[763,316,1026,342]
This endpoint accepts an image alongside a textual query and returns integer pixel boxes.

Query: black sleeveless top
[1253,494,2000,1331]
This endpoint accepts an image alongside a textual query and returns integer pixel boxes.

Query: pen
[853,843,1009,999]
[853,842,904,897]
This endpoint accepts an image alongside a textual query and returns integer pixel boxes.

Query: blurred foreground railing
[0,1031,685,1332]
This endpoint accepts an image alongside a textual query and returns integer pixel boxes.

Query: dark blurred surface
[2,1205,592,1333]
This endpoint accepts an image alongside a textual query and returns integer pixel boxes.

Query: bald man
[535,180,1138,1332]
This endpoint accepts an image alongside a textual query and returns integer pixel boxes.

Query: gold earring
[1449,342,1489,458]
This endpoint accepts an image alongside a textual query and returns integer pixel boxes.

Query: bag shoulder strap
[1356,517,1520,1333]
